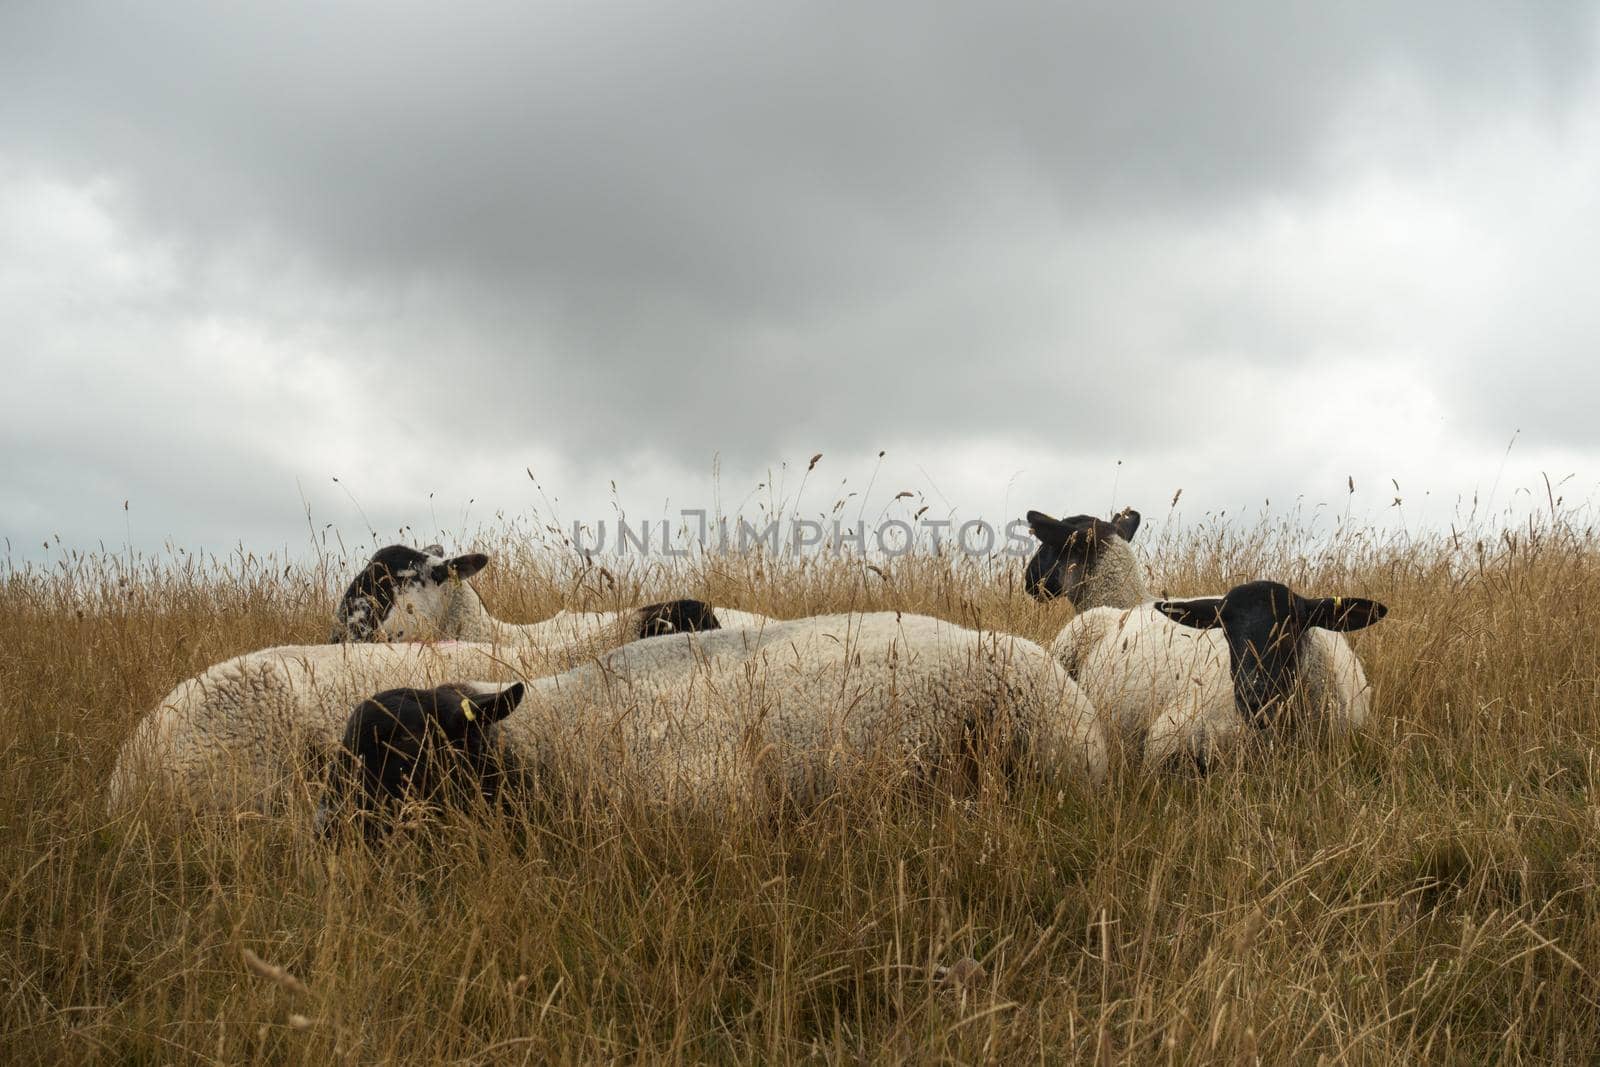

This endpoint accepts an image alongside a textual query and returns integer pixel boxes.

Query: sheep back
[503,613,1105,809]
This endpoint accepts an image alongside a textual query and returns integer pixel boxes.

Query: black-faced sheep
[315,682,525,841]
[329,543,764,649]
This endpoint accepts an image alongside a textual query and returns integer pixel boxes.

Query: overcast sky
[4,3,1599,565]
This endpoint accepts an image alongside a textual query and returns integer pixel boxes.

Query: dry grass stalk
[241,948,311,996]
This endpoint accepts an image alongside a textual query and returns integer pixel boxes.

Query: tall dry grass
[4,513,1600,1063]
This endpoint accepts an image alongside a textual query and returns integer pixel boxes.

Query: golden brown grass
[5,514,1600,1064]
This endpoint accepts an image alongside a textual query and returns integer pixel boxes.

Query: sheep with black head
[329,544,485,643]
[1151,581,1387,729]
[328,543,767,653]
[316,682,525,841]
[1023,509,1146,608]
[1074,579,1387,770]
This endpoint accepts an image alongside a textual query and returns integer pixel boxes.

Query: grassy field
[4,513,1600,1064]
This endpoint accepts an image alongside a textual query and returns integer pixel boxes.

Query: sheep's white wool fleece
[501,612,1106,808]
[428,587,652,653]
[1074,538,1152,611]
[1052,605,1372,767]
[112,613,1105,814]
[703,608,775,632]
[395,581,775,659]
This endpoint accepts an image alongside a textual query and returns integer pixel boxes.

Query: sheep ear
[1026,511,1074,546]
[431,553,489,582]
[1112,508,1141,542]
[1154,598,1224,629]
[1304,596,1387,632]
[475,682,524,723]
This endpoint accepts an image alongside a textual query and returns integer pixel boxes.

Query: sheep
[500,612,1107,810]
[111,613,1106,816]
[1063,580,1387,769]
[328,542,770,657]
[1022,504,1207,680]
[314,682,526,842]
[1022,509,1148,608]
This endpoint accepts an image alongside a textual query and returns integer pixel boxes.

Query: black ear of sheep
[1025,511,1082,546]
[430,553,490,583]
[1304,596,1388,632]
[1112,508,1141,542]
[1153,597,1225,630]
[473,683,525,724]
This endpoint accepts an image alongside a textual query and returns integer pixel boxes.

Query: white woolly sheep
[328,543,772,658]
[495,611,1106,810]
[110,613,1106,816]
[1061,580,1386,769]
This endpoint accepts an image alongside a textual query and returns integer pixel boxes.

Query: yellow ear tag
[460,698,476,722]
[1333,596,1342,611]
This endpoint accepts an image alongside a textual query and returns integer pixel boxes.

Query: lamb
[112,613,1107,817]
[328,543,771,657]
[1061,580,1386,769]
[1023,507,1387,766]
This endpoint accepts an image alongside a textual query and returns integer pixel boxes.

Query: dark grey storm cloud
[6,4,1589,259]
[2,2,1599,558]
